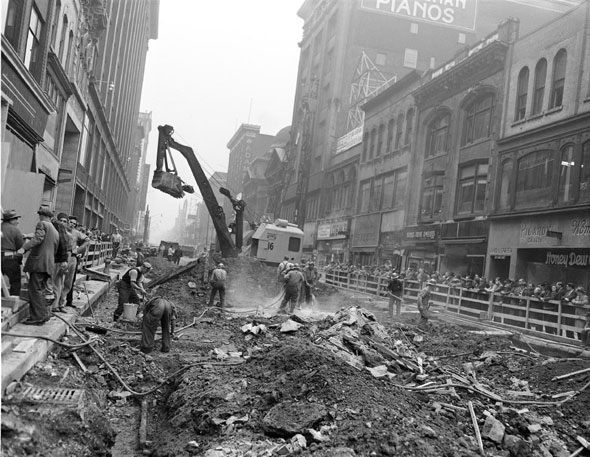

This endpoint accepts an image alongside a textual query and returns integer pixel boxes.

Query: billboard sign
[360,0,478,32]
[336,125,363,154]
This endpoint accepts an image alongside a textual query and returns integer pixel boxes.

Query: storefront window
[581,141,590,202]
[515,150,554,209]
[456,162,488,215]
[558,145,574,203]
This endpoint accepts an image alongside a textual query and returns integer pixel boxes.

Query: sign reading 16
[267,242,274,250]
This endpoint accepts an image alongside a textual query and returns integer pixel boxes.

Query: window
[371,178,383,212]
[369,128,377,160]
[79,116,91,166]
[429,57,436,69]
[59,15,68,61]
[288,237,301,252]
[558,145,574,203]
[405,108,414,145]
[376,53,386,66]
[3,0,24,48]
[581,141,590,201]
[362,132,369,162]
[379,168,408,210]
[24,7,43,71]
[456,162,488,215]
[393,168,407,208]
[550,49,567,109]
[498,159,513,210]
[386,118,394,152]
[50,0,61,47]
[395,115,404,149]
[359,180,371,213]
[515,150,554,208]
[376,124,384,157]
[532,59,547,115]
[426,114,450,157]
[462,95,493,145]
[458,33,466,44]
[421,174,444,219]
[410,22,418,34]
[404,48,418,69]
[515,67,529,121]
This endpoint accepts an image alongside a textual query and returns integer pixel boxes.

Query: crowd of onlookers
[321,261,589,308]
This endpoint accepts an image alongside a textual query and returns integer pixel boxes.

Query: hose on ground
[2,330,100,350]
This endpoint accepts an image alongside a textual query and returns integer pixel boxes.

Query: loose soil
[2,256,589,457]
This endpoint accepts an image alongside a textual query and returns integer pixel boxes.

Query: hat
[2,209,21,221]
[56,212,69,221]
[68,215,78,221]
[37,207,54,217]
[392,273,399,278]
[142,262,152,269]
[218,263,224,268]
[427,279,437,285]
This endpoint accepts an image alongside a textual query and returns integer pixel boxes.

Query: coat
[23,220,59,274]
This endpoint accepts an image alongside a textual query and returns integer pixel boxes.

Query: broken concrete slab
[262,401,327,437]
[482,415,505,443]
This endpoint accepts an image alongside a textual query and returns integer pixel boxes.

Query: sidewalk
[1,264,128,394]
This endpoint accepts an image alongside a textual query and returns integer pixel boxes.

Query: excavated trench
[2,257,589,457]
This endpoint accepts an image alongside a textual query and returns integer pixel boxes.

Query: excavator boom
[153,125,237,258]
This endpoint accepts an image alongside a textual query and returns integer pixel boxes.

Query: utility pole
[143,206,150,245]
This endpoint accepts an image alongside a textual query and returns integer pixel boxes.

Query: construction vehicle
[152,125,243,258]
[152,124,304,264]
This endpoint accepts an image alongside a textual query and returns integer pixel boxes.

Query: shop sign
[360,0,477,32]
[336,126,363,154]
[490,247,512,255]
[520,223,554,243]
[404,225,439,241]
[545,250,590,268]
[571,218,590,236]
[317,220,348,240]
[352,214,381,248]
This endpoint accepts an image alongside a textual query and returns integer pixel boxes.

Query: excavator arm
[152,125,237,258]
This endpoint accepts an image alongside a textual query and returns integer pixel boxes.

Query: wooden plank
[146,260,199,289]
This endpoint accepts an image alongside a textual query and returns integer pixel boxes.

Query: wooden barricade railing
[79,241,113,269]
[321,271,585,344]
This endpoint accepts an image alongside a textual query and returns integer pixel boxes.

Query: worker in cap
[208,262,227,308]
[303,261,318,306]
[1,209,25,296]
[416,279,436,327]
[280,263,304,313]
[114,261,152,321]
[387,272,404,318]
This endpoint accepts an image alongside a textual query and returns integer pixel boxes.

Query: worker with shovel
[417,279,437,327]
[114,261,152,321]
[303,261,318,307]
[387,272,404,318]
[140,295,177,354]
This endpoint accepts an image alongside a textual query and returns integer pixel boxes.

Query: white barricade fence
[321,271,584,344]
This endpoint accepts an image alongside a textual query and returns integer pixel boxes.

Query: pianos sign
[360,0,478,31]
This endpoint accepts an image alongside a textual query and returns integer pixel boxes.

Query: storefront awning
[440,238,486,245]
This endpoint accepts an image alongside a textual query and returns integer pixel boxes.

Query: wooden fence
[322,270,585,345]
[79,241,113,269]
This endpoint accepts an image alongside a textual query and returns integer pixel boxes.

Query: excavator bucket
[152,170,186,198]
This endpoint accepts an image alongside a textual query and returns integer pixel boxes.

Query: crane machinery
[152,124,244,258]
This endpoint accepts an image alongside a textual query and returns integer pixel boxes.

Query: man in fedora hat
[21,207,59,325]
[1,209,25,296]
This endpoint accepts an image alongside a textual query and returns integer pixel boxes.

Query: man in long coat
[22,207,59,325]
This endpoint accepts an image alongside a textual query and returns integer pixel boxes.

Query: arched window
[532,59,547,115]
[386,118,394,152]
[558,144,574,203]
[515,150,554,208]
[65,30,74,74]
[498,159,513,210]
[550,49,567,109]
[362,131,369,162]
[376,124,385,157]
[462,94,493,145]
[51,0,61,47]
[581,141,590,202]
[515,67,529,121]
[426,114,450,157]
[395,114,404,149]
[369,128,377,160]
[405,108,414,145]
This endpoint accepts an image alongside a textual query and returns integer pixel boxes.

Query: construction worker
[303,261,318,305]
[208,263,227,308]
[387,273,404,318]
[114,262,152,321]
[280,263,304,313]
[140,296,176,354]
[277,256,289,284]
[417,279,437,327]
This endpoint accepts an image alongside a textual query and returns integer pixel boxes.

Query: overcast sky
[140,0,303,242]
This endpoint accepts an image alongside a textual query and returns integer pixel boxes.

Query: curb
[1,265,127,395]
